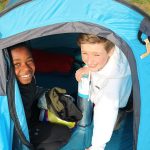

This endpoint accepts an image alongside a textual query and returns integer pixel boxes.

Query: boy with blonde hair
[76,34,132,150]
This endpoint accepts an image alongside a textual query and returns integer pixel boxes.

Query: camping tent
[0,0,150,150]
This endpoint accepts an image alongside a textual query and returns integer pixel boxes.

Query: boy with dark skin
[10,43,71,150]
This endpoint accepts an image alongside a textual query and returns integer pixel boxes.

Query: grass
[0,0,9,12]
[126,0,150,15]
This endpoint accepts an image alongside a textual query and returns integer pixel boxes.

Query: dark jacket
[18,79,71,150]
[18,79,45,127]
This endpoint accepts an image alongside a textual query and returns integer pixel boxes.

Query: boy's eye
[27,59,34,64]
[93,53,100,56]
[14,63,20,68]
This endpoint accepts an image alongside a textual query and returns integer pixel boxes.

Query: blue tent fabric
[0,96,13,150]
[0,0,150,150]
[0,0,144,39]
[60,112,133,150]
[61,123,93,150]
[14,81,29,142]
[0,81,29,150]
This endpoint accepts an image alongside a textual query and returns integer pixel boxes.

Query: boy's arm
[90,76,131,150]
[90,94,118,150]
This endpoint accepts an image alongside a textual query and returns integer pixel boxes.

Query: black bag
[45,87,83,122]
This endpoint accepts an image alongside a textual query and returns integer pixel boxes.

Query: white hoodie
[89,46,132,150]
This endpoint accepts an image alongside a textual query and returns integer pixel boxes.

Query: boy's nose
[22,63,30,71]
[87,56,94,66]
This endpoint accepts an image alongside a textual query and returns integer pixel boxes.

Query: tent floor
[61,112,133,150]
[106,111,133,150]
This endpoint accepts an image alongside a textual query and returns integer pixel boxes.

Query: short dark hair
[8,42,30,51]
[8,42,32,64]
[77,33,115,53]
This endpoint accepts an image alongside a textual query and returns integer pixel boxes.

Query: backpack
[38,87,83,128]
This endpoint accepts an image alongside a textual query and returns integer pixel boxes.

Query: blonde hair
[77,33,115,53]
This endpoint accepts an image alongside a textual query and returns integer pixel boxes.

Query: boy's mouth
[20,74,33,79]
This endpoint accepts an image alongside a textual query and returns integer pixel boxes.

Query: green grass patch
[0,0,9,12]
[126,0,150,15]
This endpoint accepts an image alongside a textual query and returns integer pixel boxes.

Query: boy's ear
[108,47,115,57]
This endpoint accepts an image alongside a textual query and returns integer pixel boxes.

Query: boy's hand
[75,66,90,82]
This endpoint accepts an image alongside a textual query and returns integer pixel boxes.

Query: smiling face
[11,46,35,84]
[81,43,114,72]
[78,34,115,72]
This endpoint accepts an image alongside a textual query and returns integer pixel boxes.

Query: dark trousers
[30,122,71,150]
